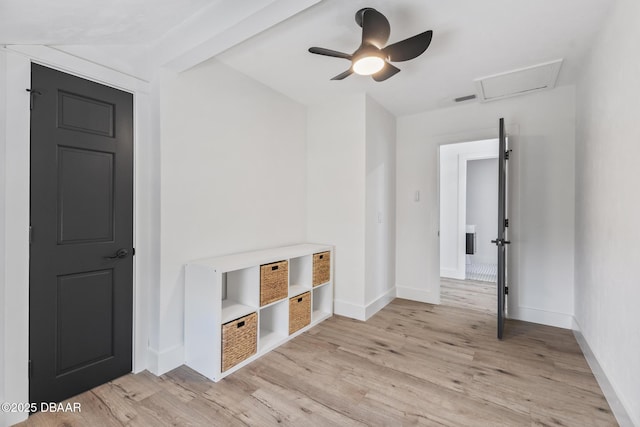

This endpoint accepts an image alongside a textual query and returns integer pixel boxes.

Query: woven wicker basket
[312,251,331,286]
[289,291,311,335]
[221,312,257,372]
[260,260,288,306]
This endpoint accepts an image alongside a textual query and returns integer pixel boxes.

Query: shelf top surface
[187,243,333,272]
[221,300,256,324]
[289,284,311,297]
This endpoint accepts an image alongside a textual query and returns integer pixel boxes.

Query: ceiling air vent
[454,94,476,103]
[474,59,563,102]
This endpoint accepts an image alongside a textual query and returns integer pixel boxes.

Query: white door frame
[1,45,155,426]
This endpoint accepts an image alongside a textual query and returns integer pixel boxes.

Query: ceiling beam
[155,0,322,74]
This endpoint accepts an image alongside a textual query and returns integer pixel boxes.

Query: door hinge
[29,226,32,245]
[505,149,512,160]
[26,88,42,110]
[505,219,509,228]
[132,248,136,256]
[505,286,509,295]
[28,360,33,378]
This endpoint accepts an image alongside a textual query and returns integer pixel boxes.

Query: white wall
[0,50,6,423]
[575,0,640,424]
[365,96,396,313]
[397,85,576,328]
[156,59,308,373]
[307,94,367,316]
[439,139,498,280]
[307,94,396,320]
[467,158,498,266]
[1,52,31,427]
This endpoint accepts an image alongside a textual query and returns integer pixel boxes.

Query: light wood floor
[17,299,617,426]
[441,277,497,314]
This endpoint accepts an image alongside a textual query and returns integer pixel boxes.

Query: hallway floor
[465,263,497,282]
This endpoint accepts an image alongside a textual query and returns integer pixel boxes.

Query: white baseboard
[334,299,366,321]
[396,286,439,304]
[509,305,573,329]
[572,321,635,427]
[364,287,396,320]
[334,288,397,322]
[571,316,580,331]
[440,268,465,280]
[148,344,184,376]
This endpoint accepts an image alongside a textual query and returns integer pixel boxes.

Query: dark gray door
[29,63,134,405]
[493,118,510,339]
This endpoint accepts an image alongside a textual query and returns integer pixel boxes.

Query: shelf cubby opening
[222,266,259,324]
[259,300,289,352]
[312,283,332,323]
[289,255,312,297]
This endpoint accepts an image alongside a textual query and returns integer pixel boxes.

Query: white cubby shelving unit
[185,243,333,382]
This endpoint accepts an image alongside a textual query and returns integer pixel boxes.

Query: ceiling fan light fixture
[308,7,433,82]
[352,55,385,75]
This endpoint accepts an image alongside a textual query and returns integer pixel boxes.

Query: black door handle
[105,248,129,260]
[491,239,511,246]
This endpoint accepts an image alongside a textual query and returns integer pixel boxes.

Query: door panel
[57,91,115,137]
[58,147,114,244]
[29,63,133,405]
[57,270,114,374]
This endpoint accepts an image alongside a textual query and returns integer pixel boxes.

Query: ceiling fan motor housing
[355,7,375,27]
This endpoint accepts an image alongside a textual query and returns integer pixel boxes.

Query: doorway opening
[438,139,498,314]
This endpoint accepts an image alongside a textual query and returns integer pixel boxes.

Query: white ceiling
[1,0,614,116]
[216,0,614,115]
[0,0,213,44]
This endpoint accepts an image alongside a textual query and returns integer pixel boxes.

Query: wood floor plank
[14,299,618,427]
[441,277,496,314]
[109,370,163,402]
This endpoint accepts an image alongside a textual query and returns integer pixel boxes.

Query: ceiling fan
[308,7,433,82]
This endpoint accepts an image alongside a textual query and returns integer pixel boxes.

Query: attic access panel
[475,59,563,102]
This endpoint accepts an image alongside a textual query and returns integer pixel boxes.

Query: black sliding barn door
[29,64,134,405]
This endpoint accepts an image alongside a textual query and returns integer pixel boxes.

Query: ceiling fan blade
[382,30,433,62]
[372,62,400,82]
[331,69,354,80]
[360,8,390,48]
[309,47,352,60]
